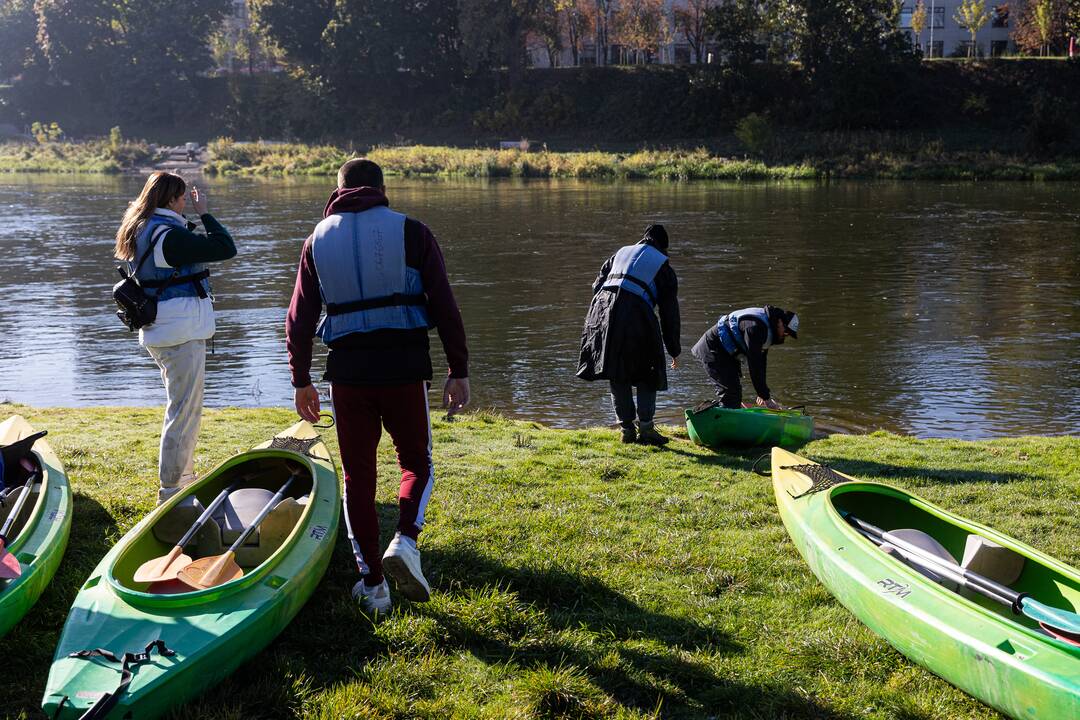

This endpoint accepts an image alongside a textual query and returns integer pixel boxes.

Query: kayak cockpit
[0,449,48,568]
[829,485,1080,631]
[108,451,318,600]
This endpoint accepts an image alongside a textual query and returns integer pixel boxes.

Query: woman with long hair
[116,171,236,504]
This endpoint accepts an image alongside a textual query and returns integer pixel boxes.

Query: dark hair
[338,158,384,189]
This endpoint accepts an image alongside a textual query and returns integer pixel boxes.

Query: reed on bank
[203,139,1080,181]
[0,136,156,174]
[2,402,1077,719]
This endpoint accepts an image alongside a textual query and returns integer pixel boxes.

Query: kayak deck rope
[269,435,321,458]
[54,640,176,720]
[783,464,850,498]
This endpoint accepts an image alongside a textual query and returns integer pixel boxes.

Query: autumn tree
[675,0,719,64]
[1012,0,1069,55]
[556,0,596,66]
[954,0,992,57]
[911,1,928,53]
[613,0,668,64]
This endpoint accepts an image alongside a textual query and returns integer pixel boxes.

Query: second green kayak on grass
[42,420,340,720]
[772,447,1080,719]
[685,405,813,447]
[0,415,72,640]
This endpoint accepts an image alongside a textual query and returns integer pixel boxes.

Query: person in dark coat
[691,305,799,410]
[577,225,681,445]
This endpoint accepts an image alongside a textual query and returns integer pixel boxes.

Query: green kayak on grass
[42,420,340,720]
[0,415,72,640]
[772,448,1080,719]
[685,404,813,447]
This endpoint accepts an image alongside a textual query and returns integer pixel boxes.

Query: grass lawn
[1,403,1077,719]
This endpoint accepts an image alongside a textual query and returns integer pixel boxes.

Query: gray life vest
[717,307,774,355]
[601,243,667,307]
[132,213,211,301]
[311,206,430,343]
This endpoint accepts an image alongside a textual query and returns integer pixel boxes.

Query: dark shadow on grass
[421,542,855,719]
[814,457,1028,485]
[161,501,856,720]
[1,492,119,715]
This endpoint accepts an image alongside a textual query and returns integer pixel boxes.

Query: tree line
[0,1,1077,135]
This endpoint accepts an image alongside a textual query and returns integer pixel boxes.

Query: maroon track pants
[331,382,434,585]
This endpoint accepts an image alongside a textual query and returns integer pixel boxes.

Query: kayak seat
[962,535,1025,586]
[187,489,308,568]
[880,529,960,592]
[152,496,208,547]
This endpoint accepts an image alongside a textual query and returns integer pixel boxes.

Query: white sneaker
[382,533,431,602]
[352,578,392,614]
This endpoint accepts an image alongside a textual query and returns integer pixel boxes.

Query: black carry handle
[62,640,176,720]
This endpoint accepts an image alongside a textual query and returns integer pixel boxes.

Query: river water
[1,174,1077,439]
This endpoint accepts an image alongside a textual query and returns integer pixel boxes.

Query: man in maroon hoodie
[286,158,470,614]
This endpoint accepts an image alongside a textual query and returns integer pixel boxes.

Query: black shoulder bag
[112,225,176,332]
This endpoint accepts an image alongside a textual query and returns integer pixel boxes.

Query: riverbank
[205,139,1080,181]
[5,137,1080,181]
[3,404,1077,719]
[0,136,157,174]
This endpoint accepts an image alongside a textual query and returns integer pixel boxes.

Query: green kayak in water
[42,420,340,720]
[0,415,72,640]
[772,448,1080,719]
[685,404,813,447]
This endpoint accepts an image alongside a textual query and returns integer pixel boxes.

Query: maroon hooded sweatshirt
[286,187,468,387]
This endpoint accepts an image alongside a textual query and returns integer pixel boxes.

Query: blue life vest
[311,206,430,342]
[601,243,668,307]
[132,213,211,302]
[717,307,774,355]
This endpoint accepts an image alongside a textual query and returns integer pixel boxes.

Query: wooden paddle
[133,485,235,584]
[177,477,294,590]
[845,512,1080,638]
[0,460,41,580]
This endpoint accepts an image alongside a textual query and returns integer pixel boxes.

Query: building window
[674,45,691,64]
[991,40,1009,56]
[956,40,983,57]
[927,40,944,58]
[992,5,1009,28]
[931,6,945,28]
[900,3,913,28]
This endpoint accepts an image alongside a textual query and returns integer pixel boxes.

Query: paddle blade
[133,546,191,584]
[0,547,20,579]
[1022,598,1080,636]
[177,552,243,589]
[1041,622,1080,648]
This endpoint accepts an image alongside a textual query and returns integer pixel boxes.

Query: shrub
[734,113,775,157]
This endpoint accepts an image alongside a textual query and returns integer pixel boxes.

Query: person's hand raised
[190,184,209,215]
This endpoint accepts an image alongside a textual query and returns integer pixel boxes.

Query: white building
[529,0,1021,68]
[901,1,1017,57]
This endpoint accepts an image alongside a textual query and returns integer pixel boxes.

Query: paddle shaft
[222,477,295,554]
[0,470,39,542]
[849,522,1017,608]
[176,486,234,549]
[845,514,1026,609]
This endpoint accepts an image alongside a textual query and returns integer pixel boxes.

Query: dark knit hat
[642,224,669,250]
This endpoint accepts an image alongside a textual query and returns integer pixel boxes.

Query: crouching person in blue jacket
[691,306,799,410]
